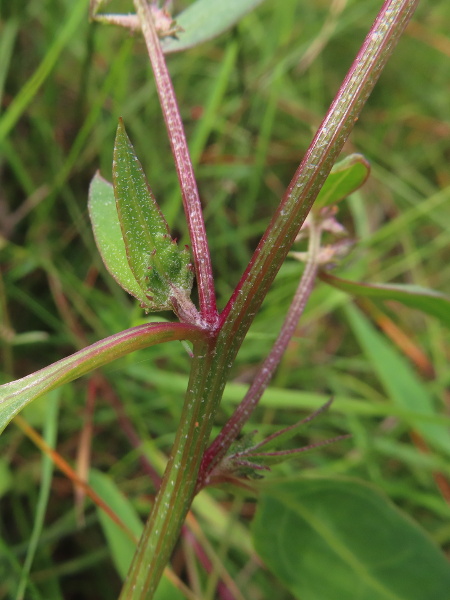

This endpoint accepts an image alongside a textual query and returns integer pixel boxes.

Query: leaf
[344,303,450,456]
[129,365,450,427]
[252,478,450,600]
[89,470,184,599]
[321,271,450,328]
[313,154,370,210]
[251,400,333,453]
[89,172,149,306]
[89,469,141,579]
[0,322,203,434]
[113,118,193,312]
[161,0,267,54]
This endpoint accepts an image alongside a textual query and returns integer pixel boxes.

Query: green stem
[120,1,419,598]
[119,334,227,599]
[122,310,263,598]
[199,214,323,487]
[220,0,419,334]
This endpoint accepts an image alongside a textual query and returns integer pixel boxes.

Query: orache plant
[2,1,450,599]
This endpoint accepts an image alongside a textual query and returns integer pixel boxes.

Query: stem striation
[220,0,419,335]
[198,215,323,489]
[121,1,419,598]
[133,0,218,327]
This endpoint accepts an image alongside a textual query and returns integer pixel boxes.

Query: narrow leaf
[89,470,184,599]
[0,322,203,434]
[89,172,149,306]
[252,400,333,453]
[253,478,450,600]
[314,154,370,210]
[89,469,141,579]
[244,435,350,467]
[345,304,450,456]
[113,118,193,312]
[321,271,450,328]
[161,0,267,54]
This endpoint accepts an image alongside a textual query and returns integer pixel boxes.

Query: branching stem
[120,1,420,598]
[198,215,323,489]
[133,0,218,327]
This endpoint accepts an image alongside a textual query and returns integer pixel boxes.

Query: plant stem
[121,1,419,598]
[220,0,419,335]
[198,215,322,488]
[133,0,218,327]
[119,335,227,599]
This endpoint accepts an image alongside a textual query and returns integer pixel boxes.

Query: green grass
[1,0,449,598]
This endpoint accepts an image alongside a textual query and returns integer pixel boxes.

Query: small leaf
[161,0,267,54]
[321,271,450,328]
[244,435,349,467]
[0,322,203,434]
[252,400,333,453]
[314,154,370,210]
[253,478,450,600]
[89,172,149,306]
[113,118,193,312]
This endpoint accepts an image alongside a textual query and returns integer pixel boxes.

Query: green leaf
[161,0,267,54]
[0,322,203,434]
[344,303,450,456]
[252,478,450,600]
[89,470,184,599]
[89,172,149,306]
[89,469,142,580]
[113,118,193,312]
[314,154,370,210]
[321,272,450,328]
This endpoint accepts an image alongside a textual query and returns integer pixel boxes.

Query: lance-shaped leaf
[216,400,348,476]
[112,118,194,313]
[89,172,149,307]
[0,322,204,434]
[345,304,450,457]
[320,271,450,328]
[313,154,370,210]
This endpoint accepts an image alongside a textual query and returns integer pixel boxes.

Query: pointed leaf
[161,0,267,54]
[113,119,193,312]
[0,322,203,434]
[345,304,450,456]
[244,436,349,467]
[89,172,149,305]
[253,478,450,600]
[321,271,450,328]
[252,400,333,453]
[89,470,184,599]
[89,469,141,580]
[314,154,370,210]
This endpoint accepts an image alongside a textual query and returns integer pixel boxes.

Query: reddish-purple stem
[133,0,218,327]
[219,0,418,329]
[198,217,322,488]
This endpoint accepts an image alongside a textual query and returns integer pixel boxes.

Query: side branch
[133,0,218,327]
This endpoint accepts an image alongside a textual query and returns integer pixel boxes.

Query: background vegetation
[1,0,449,598]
